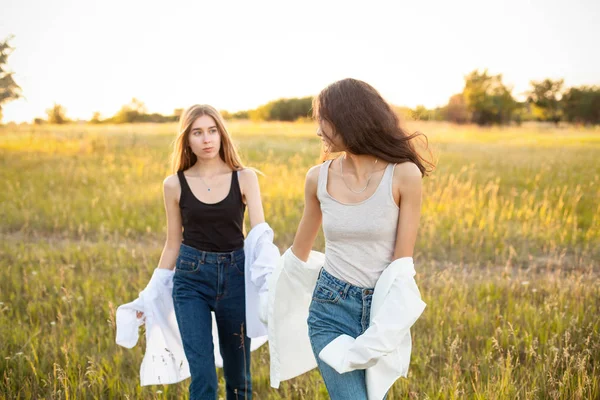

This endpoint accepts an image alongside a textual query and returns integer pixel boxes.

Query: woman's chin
[195,153,219,161]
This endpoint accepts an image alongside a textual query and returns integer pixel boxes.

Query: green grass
[1,121,599,399]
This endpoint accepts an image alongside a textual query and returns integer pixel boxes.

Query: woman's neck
[342,152,379,177]
[188,157,229,177]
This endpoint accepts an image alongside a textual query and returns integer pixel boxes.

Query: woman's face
[316,118,344,153]
[188,115,221,160]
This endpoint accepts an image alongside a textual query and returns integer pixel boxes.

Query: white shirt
[267,248,426,400]
[115,222,279,386]
[243,222,280,337]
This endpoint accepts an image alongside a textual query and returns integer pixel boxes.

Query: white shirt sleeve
[318,268,426,373]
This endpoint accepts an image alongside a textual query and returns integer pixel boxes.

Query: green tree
[231,110,249,119]
[446,94,470,124]
[411,105,431,121]
[0,36,22,123]
[463,69,517,125]
[249,102,274,121]
[248,97,312,121]
[46,103,69,124]
[526,79,564,125]
[90,111,102,124]
[511,101,532,126]
[562,86,600,125]
[113,98,148,123]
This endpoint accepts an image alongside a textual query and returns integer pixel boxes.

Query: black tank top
[177,170,245,252]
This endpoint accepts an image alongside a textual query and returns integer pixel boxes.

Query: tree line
[33,75,600,127]
[406,70,599,126]
[1,36,598,126]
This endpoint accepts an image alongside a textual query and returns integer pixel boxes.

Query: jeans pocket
[312,282,341,304]
[231,260,245,276]
[175,256,199,273]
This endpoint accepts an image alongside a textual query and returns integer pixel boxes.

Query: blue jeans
[172,244,251,400]
[307,268,375,400]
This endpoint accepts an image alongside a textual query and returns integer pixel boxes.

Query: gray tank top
[317,159,399,288]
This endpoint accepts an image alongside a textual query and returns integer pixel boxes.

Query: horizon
[2,0,599,123]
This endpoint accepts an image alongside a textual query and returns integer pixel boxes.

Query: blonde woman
[158,105,264,399]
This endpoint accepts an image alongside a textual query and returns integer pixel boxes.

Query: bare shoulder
[393,162,422,192]
[306,163,323,186]
[239,167,259,183]
[394,161,422,177]
[238,168,261,200]
[238,169,261,195]
[163,174,181,195]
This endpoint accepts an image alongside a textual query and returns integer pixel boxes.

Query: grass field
[1,121,599,399]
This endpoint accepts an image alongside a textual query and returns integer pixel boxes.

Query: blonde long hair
[171,105,244,172]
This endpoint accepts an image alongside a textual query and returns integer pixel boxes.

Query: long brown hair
[171,104,244,173]
[313,78,434,176]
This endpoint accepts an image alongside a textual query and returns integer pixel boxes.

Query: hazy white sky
[1,0,598,122]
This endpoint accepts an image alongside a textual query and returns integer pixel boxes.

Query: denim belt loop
[342,283,351,298]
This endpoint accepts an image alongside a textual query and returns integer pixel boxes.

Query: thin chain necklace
[340,155,378,194]
[198,176,212,191]
[190,173,219,192]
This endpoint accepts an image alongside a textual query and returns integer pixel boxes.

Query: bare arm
[291,165,322,262]
[392,163,423,259]
[157,174,183,270]
[240,168,266,229]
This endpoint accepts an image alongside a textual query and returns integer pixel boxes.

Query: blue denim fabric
[172,244,251,400]
[307,268,377,400]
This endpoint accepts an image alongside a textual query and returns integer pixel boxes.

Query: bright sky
[1,0,598,123]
